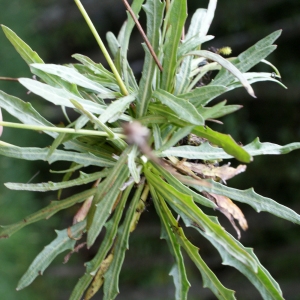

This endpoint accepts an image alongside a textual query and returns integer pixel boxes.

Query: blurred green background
[0,0,299,299]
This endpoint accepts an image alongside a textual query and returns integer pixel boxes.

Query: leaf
[161,0,187,92]
[136,0,165,117]
[1,25,44,65]
[188,178,300,225]
[158,137,300,161]
[192,126,252,163]
[144,167,258,271]
[0,90,57,138]
[193,217,284,299]
[179,85,228,107]
[0,188,96,239]
[159,126,194,152]
[5,170,109,192]
[103,182,145,300]
[175,8,208,95]
[99,93,136,124]
[31,64,111,94]
[18,78,107,115]
[150,185,190,300]
[205,192,248,239]
[17,221,86,290]
[187,50,256,98]
[152,185,236,300]
[127,145,141,183]
[70,184,133,300]
[153,163,216,209]
[181,161,246,183]
[87,147,131,247]
[0,141,115,167]
[198,100,242,120]
[153,89,204,125]
[213,30,281,87]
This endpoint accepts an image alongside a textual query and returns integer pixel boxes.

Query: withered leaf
[208,192,248,239]
[182,162,246,183]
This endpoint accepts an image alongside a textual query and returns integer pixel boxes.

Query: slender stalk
[0,77,19,81]
[74,0,129,96]
[0,121,127,139]
[121,0,163,72]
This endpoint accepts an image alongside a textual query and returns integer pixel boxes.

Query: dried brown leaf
[183,162,246,183]
[208,192,248,239]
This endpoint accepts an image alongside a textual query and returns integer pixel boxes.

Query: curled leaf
[0,108,3,136]
[207,192,248,239]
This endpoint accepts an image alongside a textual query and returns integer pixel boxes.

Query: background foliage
[0,0,299,299]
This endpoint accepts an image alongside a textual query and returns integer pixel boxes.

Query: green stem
[74,0,129,96]
[0,121,126,139]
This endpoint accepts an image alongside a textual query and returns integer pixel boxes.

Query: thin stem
[74,0,129,96]
[0,77,19,81]
[121,0,163,72]
[0,121,127,139]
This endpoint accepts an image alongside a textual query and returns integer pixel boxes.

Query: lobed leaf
[158,138,300,160]
[145,168,258,271]
[193,217,283,299]
[17,221,86,290]
[152,186,236,300]
[190,179,300,225]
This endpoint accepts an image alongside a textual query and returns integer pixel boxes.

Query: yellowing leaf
[208,192,248,239]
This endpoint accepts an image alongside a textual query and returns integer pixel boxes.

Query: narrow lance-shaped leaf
[192,126,252,163]
[0,90,57,138]
[158,138,300,161]
[0,188,96,239]
[99,93,136,124]
[87,147,131,247]
[189,179,300,225]
[193,216,284,300]
[103,181,145,300]
[144,167,258,271]
[69,184,133,300]
[150,185,190,300]
[31,64,111,94]
[5,170,110,192]
[187,50,256,98]
[161,0,187,92]
[153,89,204,125]
[178,85,228,107]
[1,25,44,65]
[0,141,115,167]
[17,221,86,290]
[136,0,165,117]
[213,30,281,87]
[153,186,236,300]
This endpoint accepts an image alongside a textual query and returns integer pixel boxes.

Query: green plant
[0,0,299,299]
